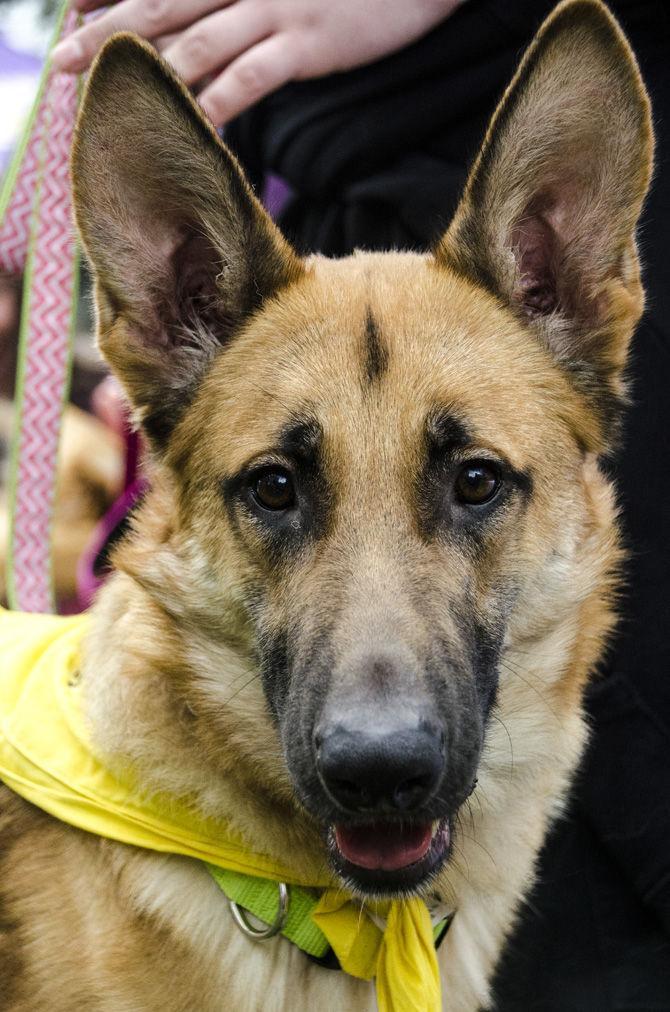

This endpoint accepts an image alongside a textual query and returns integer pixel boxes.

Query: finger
[162,3,269,86]
[198,34,297,127]
[156,33,218,91]
[53,0,234,73]
[70,0,113,12]
[155,30,218,91]
[154,32,181,52]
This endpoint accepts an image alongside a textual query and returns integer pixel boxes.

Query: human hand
[53,0,464,127]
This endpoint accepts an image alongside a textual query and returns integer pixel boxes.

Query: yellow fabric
[376,898,441,1012]
[313,891,441,1012]
[0,606,441,1010]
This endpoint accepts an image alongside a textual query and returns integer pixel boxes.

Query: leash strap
[0,2,80,612]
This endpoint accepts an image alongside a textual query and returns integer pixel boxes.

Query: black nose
[316,721,445,814]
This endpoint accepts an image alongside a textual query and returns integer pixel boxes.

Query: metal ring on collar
[229,883,289,940]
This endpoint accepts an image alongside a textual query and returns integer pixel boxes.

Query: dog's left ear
[437,0,653,442]
[72,34,302,447]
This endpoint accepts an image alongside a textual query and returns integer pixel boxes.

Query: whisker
[448,842,471,884]
[457,831,498,872]
[490,712,515,779]
[499,658,562,723]
[248,382,294,416]
[220,671,261,707]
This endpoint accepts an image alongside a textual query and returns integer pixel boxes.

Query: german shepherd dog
[0,1,653,1008]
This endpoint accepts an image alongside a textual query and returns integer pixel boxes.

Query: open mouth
[328,818,451,893]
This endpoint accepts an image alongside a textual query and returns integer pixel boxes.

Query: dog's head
[73,0,652,895]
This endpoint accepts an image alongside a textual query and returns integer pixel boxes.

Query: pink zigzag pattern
[0,75,49,273]
[1,13,79,612]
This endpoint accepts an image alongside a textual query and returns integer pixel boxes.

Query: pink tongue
[335,822,433,871]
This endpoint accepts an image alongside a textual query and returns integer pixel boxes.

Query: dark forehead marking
[221,413,331,566]
[426,408,471,449]
[508,463,533,497]
[276,416,323,463]
[362,308,389,386]
[426,407,534,493]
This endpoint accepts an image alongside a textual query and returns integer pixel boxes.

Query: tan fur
[0,2,653,1009]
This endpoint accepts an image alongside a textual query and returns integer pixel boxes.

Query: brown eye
[454,462,500,505]
[252,468,295,511]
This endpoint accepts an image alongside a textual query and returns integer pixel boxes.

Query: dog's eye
[252,468,295,511]
[454,462,500,505]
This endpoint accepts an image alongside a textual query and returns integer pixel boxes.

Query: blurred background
[0,1,50,175]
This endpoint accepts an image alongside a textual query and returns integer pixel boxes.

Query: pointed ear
[72,34,302,447]
[437,0,653,443]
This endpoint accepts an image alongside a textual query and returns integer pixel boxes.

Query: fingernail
[198,96,218,126]
[198,90,226,128]
[52,38,84,71]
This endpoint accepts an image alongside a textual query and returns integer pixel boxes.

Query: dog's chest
[120,849,377,1012]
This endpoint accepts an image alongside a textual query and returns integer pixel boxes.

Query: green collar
[208,864,332,959]
[207,865,454,968]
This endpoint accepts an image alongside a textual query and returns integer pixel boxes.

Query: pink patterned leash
[0,4,80,612]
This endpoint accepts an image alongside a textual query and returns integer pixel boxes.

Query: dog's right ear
[436,0,653,447]
[73,34,302,447]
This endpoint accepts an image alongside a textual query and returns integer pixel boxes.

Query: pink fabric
[77,428,147,610]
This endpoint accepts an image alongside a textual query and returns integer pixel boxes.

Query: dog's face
[73,1,652,894]
[181,259,563,892]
